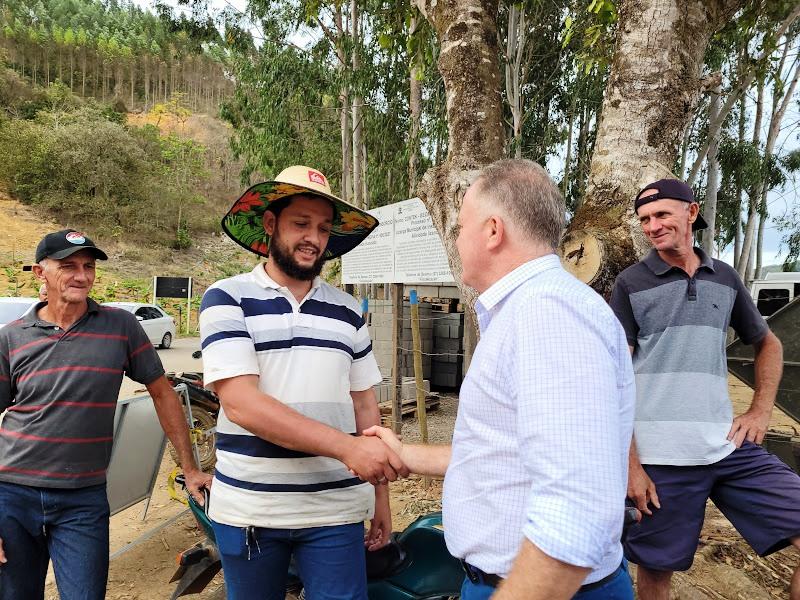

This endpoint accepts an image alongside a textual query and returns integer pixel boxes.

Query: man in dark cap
[610,180,800,599]
[0,229,211,600]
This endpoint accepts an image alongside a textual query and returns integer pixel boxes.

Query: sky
[133,0,798,271]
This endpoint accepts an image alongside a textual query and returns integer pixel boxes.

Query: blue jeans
[0,481,110,600]
[460,561,633,600]
[211,520,367,600]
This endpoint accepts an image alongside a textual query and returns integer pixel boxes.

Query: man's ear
[486,215,504,251]
[263,210,277,236]
[32,264,45,282]
[688,202,700,225]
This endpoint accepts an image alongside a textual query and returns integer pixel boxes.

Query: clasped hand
[344,426,408,485]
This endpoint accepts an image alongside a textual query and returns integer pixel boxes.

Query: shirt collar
[477,254,562,314]
[642,247,715,276]
[21,298,100,328]
[251,263,322,293]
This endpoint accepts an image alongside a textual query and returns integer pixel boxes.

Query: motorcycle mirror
[191,350,202,359]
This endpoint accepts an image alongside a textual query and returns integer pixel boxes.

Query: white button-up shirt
[442,255,635,584]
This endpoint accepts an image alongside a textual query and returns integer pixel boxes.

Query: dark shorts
[624,441,800,572]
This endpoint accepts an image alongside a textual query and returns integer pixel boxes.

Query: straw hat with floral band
[222,165,379,260]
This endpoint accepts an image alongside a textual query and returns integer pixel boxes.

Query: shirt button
[54,327,60,331]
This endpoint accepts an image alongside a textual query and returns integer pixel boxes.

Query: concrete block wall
[367,300,433,379]
[431,312,464,389]
[373,377,431,404]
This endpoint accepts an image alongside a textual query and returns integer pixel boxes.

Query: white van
[751,272,800,317]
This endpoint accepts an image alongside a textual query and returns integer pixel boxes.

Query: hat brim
[692,213,708,231]
[47,246,108,261]
[221,181,378,260]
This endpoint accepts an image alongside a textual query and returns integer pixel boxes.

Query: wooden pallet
[430,299,458,313]
[379,394,440,421]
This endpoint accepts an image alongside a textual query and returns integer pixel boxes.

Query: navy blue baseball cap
[634,179,708,231]
[35,229,108,263]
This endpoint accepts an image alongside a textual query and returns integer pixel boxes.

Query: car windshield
[0,301,35,323]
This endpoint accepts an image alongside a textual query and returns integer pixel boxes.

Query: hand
[365,490,392,551]
[362,426,403,458]
[727,407,771,447]
[344,436,408,485]
[0,537,5,563]
[627,463,660,516]
[184,468,213,506]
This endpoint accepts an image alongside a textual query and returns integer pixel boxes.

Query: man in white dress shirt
[365,158,636,599]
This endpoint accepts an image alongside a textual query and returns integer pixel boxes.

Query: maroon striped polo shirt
[0,299,164,488]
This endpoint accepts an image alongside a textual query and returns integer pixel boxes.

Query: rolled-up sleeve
[200,284,259,389]
[513,293,626,569]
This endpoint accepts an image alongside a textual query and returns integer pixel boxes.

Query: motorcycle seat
[365,534,407,580]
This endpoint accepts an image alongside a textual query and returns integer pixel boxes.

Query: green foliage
[0,70,216,249]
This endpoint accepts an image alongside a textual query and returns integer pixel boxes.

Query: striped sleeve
[200,284,259,389]
[349,319,382,391]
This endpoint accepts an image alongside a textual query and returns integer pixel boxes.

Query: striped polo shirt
[0,299,164,488]
[199,264,382,529]
[610,248,768,466]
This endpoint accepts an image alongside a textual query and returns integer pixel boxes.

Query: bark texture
[561,0,748,297]
[413,0,505,367]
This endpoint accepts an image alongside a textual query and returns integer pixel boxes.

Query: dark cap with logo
[634,178,708,231]
[35,229,108,263]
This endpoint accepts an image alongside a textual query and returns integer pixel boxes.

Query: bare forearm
[402,444,451,477]
[226,389,354,461]
[150,388,200,472]
[353,389,382,432]
[752,331,783,412]
[494,539,589,600]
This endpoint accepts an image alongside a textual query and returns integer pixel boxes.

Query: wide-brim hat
[221,165,379,260]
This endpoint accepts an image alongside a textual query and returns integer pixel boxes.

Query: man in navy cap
[0,229,211,600]
[610,180,800,599]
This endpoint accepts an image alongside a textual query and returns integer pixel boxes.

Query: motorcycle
[169,475,641,600]
[169,474,465,600]
[166,350,219,471]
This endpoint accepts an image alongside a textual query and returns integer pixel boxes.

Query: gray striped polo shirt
[0,299,164,488]
[610,248,768,465]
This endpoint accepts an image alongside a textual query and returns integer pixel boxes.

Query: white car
[103,302,176,348]
[0,297,38,328]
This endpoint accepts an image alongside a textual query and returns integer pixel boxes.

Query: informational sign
[153,276,193,334]
[154,276,191,298]
[342,198,454,284]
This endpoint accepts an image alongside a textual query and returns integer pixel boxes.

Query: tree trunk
[733,95,746,269]
[561,0,747,297]
[504,3,525,159]
[702,85,722,255]
[351,0,363,210]
[414,0,506,368]
[408,11,422,197]
[737,77,764,280]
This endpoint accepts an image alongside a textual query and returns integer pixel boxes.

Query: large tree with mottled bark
[412,0,506,364]
[560,0,753,297]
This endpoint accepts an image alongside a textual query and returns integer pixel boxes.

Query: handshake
[343,426,409,485]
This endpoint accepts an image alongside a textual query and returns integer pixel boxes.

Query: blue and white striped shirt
[442,255,635,584]
[199,263,382,529]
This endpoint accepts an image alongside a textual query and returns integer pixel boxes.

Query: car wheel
[161,332,172,349]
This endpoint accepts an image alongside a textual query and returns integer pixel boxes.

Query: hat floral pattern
[222,177,378,260]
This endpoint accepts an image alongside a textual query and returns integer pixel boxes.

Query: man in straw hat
[199,166,406,599]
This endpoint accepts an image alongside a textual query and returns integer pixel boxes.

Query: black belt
[460,560,624,592]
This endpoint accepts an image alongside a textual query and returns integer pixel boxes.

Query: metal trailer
[727,296,800,471]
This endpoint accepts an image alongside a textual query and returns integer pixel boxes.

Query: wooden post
[390,283,403,434]
[410,290,430,488]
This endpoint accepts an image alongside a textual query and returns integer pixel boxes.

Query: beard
[269,229,327,281]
